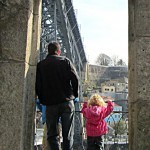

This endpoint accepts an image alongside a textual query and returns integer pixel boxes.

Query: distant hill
[88,65,128,85]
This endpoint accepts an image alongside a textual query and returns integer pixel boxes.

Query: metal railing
[75,100,128,150]
[34,100,128,150]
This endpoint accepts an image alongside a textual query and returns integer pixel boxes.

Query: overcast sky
[73,0,128,65]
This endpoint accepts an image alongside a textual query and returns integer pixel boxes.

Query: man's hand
[74,97,79,103]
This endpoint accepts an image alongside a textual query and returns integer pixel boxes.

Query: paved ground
[34,128,43,146]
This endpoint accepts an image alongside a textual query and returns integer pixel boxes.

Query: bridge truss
[40,0,87,72]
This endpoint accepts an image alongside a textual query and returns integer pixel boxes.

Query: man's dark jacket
[35,54,79,105]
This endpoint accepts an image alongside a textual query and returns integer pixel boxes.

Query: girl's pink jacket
[81,101,114,137]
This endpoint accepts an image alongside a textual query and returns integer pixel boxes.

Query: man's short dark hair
[48,42,60,55]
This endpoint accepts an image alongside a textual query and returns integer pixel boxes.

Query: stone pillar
[129,0,150,150]
[0,0,42,150]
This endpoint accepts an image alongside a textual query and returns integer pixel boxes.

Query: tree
[111,55,119,66]
[114,120,127,135]
[111,55,127,66]
[117,59,126,66]
[95,53,112,66]
[95,53,127,66]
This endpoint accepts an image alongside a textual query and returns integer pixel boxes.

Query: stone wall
[129,0,150,149]
[0,0,42,150]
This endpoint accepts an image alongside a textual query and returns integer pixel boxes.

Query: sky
[72,0,128,65]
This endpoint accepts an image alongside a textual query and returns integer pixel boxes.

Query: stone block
[137,101,150,150]
[0,8,33,62]
[0,62,25,150]
[0,61,37,150]
[131,38,150,100]
[135,1,150,36]
[21,63,37,150]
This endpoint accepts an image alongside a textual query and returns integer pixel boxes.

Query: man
[35,42,79,150]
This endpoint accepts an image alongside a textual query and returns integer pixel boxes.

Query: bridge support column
[129,0,150,149]
[0,0,42,150]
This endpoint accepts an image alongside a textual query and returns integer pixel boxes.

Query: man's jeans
[46,100,75,150]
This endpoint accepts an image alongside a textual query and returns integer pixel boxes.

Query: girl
[82,94,114,150]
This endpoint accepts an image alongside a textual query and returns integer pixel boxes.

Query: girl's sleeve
[81,102,88,117]
[102,101,114,119]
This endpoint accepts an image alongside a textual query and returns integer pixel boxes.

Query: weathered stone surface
[0,62,37,150]
[136,38,150,100]
[129,0,150,150]
[136,0,150,36]
[0,0,42,149]
[0,0,33,22]
[0,62,24,150]
[0,1,41,65]
[21,63,37,150]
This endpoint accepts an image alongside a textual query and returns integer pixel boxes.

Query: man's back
[36,54,78,105]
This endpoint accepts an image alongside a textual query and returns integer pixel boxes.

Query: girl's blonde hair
[88,94,106,107]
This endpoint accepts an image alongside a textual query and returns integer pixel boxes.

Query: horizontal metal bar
[75,111,128,113]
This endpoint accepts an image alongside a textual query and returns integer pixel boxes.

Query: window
[105,88,109,91]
